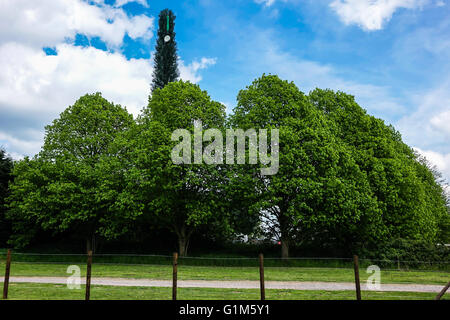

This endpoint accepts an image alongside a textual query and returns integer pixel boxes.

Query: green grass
[1,261,449,285]
[2,283,446,300]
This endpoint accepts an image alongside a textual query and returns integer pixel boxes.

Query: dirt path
[7,276,446,293]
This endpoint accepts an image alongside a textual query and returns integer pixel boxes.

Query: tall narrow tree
[151,9,179,92]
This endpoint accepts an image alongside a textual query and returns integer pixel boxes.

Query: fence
[1,249,449,300]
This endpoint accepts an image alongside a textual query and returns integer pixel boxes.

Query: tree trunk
[281,238,289,259]
[176,225,191,257]
[279,210,290,259]
[85,234,96,254]
[86,237,92,254]
[178,236,189,257]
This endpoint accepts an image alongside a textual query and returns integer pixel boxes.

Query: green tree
[128,80,227,256]
[413,152,450,244]
[151,9,179,92]
[6,157,54,247]
[0,148,13,246]
[7,93,135,252]
[308,88,448,246]
[230,75,381,258]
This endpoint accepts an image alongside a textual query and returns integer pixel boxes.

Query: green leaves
[131,80,228,255]
[5,75,447,257]
[42,93,134,164]
[7,93,135,248]
[230,74,447,257]
[309,87,448,248]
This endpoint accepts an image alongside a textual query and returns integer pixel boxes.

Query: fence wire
[2,251,448,270]
[1,251,448,301]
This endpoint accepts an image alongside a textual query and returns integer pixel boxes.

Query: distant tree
[151,9,179,92]
[7,93,136,252]
[0,148,13,246]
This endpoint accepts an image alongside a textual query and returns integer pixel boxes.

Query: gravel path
[7,276,445,293]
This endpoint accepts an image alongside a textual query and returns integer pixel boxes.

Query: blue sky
[0,0,449,183]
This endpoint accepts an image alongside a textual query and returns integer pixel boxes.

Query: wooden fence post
[2,249,12,300]
[85,250,92,301]
[353,255,361,300]
[434,281,450,300]
[172,252,178,301]
[259,253,265,300]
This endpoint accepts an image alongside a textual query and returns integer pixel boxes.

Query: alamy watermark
[366,265,381,290]
[66,265,81,289]
[171,120,279,175]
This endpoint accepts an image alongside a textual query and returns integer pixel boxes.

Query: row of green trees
[2,74,449,256]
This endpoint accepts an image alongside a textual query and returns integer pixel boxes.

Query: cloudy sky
[0,0,449,183]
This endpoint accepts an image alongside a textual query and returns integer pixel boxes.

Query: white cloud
[219,101,233,114]
[254,0,292,8]
[430,110,450,135]
[329,0,428,31]
[0,130,44,158]
[394,79,450,184]
[0,42,152,116]
[0,42,217,158]
[0,0,217,159]
[254,0,277,7]
[414,147,450,185]
[0,0,154,49]
[389,19,450,184]
[179,57,217,83]
[396,79,450,156]
[114,0,149,8]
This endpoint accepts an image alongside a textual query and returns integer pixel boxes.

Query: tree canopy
[309,89,448,245]
[124,80,228,255]
[4,76,449,258]
[7,93,136,252]
[229,75,384,257]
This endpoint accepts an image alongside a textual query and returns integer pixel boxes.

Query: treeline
[1,74,449,257]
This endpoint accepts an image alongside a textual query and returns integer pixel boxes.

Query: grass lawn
[0,261,448,285]
[2,282,446,300]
